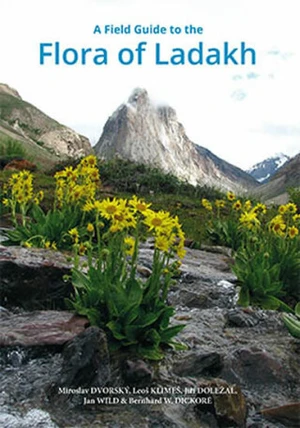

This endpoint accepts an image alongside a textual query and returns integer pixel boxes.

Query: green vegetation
[288,187,300,211]
[282,303,300,338]
[99,158,223,199]
[0,136,27,163]
[201,195,300,308]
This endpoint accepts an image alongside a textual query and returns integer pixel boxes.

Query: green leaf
[295,302,300,318]
[31,203,46,223]
[160,324,185,343]
[167,341,188,351]
[238,287,250,307]
[125,278,143,307]
[138,346,164,361]
[122,305,140,325]
[124,325,141,342]
[159,306,175,329]
[106,321,127,340]
[282,314,300,338]
[144,328,161,346]
[72,269,91,290]
[256,295,280,310]
[137,311,163,328]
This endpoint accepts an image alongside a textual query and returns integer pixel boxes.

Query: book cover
[0,1,299,427]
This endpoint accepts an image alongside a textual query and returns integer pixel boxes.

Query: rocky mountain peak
[95,88,257,193]
[0,83,92,165]
[128,87,150,107]
[158,105,178,124]
[0,83,22,99]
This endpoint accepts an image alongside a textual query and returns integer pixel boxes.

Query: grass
[0,133,61,171]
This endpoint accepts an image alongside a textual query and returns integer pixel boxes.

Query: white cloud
[0,0,299,170]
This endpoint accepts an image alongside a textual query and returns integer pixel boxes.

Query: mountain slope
[95,88,258,193]
[252,153,300,204]
[247,154,290,183]
[0,83,92,168]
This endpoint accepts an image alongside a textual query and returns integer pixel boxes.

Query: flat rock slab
[0,310,89,346]
[0,245,72,269]
[0,245,74,310]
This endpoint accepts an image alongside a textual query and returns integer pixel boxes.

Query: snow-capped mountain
[247,154,290,183]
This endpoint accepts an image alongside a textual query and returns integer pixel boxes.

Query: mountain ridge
[247,153,290,183]
[252,153,300,204]
[95,88,258,193]
[0,83,92,168]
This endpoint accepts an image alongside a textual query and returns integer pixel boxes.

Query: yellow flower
[232,200,242,211]
[155,234,172,253]
[109,224,121,233]
[143,209,173,232]
[239,211,260,230]
[215,199,226,209]
[129,195,152,213]
[68,228,79,243]
[94,198,126,220]
[201,198,213,211]
[244,200,252,212]
[44,241,51,249]
[2,198,9,206]
[124,236,135,256]
[285,203,297,214]
[80,155,97,168]
[83,200,95,212]
[272,221,286,237]
[269,215,286,236]
[288,226,299,239]
[278,205,287,215]
[23,241,32,248]
[252,203,267,215]
[112,209,136,231]
[65,166,77,180]
[176,245,186,259]
[87,223,94,233]
[78,243,87,255]
[51,242,57,250]
[70,185,84,202]
[293,214,300,222]
[227,191,235,201]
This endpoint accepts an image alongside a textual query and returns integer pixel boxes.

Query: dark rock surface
[0,245,73,310]
[260,402,300,426]
[195,379,248,427]
[122,359,154,387]
[0,310,89,346]
[58,326,110,388]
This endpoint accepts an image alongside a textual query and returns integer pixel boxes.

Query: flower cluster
[269,203,299,239]
[54,155,100,208]
[76,195,186,259]
[201,190,299,240]
[2,170,43,226]
[201,198,213,211]
[201,192,299,310]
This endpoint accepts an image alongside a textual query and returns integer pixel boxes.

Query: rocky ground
[0,242,299,428]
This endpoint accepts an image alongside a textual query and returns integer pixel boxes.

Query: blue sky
[1,0,299,169]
